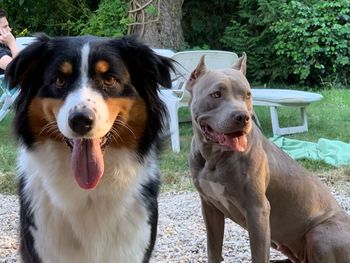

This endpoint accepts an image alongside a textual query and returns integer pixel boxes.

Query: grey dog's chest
[195,158,249,226]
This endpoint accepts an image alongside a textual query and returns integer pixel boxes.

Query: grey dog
[186,53,350,263]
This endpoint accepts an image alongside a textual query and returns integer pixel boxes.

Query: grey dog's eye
[210,91,221,98]
[246,92,252,99]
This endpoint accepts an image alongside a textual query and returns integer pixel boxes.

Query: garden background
[1,0,350,193]
[1,0,350,87]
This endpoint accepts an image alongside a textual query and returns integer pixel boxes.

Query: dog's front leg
[246,196,271,263]
[200,196,225,263]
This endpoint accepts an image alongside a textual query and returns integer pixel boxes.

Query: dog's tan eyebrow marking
[59,62,73,75]
[95,60,110,74]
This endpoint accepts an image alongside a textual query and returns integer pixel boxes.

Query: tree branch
[128,0,154,13]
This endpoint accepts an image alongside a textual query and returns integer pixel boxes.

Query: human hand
[0,28,15,46]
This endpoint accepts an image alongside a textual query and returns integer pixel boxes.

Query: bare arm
[0,28,19,71]
[0,54,12,71]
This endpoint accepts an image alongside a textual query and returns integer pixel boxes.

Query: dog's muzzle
[199,111,251,152]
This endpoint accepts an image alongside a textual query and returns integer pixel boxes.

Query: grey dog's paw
[270,259,292,263]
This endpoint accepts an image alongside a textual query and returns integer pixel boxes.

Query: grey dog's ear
[186,55,207,92]
[232,52,247,76]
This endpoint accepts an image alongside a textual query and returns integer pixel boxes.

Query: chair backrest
[0,37,36,98]
[172,50,238,75]
[152,48,175,58]
[16,36,36,50]
[0,37,36,88]
[170,50,239,95]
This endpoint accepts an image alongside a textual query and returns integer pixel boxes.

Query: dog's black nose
[69,109,95,135]
[233,112,250,125]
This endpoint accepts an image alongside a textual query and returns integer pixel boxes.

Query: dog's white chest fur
[19,141,154,263]
[200,179,230,210]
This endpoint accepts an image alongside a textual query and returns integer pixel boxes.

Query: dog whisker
[38,122,67,143]
[110,128,123,143]
[40,122,65,140]
[114,119,136,139]
[39,121,58,136]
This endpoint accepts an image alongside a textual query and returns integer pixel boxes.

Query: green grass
[256,89,350,141]
[1,89,350,194]
[0,111,18,194]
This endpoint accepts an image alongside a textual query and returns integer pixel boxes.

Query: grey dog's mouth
[201,124,248,152]
[64,132,113,152]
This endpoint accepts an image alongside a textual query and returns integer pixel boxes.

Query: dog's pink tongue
[219,134,248,152]
[71,138,104,190]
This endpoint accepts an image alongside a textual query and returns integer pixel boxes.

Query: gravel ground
[1,188,349,263]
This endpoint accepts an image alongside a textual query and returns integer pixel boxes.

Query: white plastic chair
[252,88,323,136]
[0,37,36,121]
[158,50,239,153]
[16,36,36,50]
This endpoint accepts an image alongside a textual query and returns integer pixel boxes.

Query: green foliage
[272,0,350,86]
[220,0,287,83]
[185,0,350,87]
[26,1,80,35]
[182,0,238,50]
[184,0,290,83]
[145,4,157,16]
[68,0,130,37]
[0,0,129,37]
[2,0,350,86]
[0,112,17,194]
[0,0,89,36]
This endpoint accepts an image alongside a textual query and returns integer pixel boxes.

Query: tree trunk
[128,0,184,50]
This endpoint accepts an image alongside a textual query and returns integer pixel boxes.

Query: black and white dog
[6,34,173,263]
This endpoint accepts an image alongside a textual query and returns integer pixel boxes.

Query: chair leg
[270,106,280,136]
[269,106,309,136]
[300,107,308,132]
[0,95,12,122]
[252,110,262,130]
[167,102,181,153]
[0,89,19,122]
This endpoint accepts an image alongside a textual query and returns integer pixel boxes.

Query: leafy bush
[1,0,129,37]
[3,0,350,87]
[0,0,91,36]
[220,0,286,83]
[182,0,238,50]
[272,1,350,86]
[68,0,130,37]
[220,0,350,86]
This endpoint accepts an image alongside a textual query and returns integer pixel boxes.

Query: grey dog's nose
[68,109,95,135]
[233,112,250,125]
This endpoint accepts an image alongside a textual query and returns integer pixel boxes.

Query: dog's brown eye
[246,92,252,100]
[211,91,221,98]
[56,76,65,87]
[103,75,117,86]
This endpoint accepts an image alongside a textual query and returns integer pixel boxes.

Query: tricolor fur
[6,34,173,263]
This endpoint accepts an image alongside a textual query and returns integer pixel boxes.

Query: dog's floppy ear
[5,33,52,148]
[115,35,174,89]
[6,33,51,89]
[232,52,247,76]
[186,55,207,92]
[113,35,174,155]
